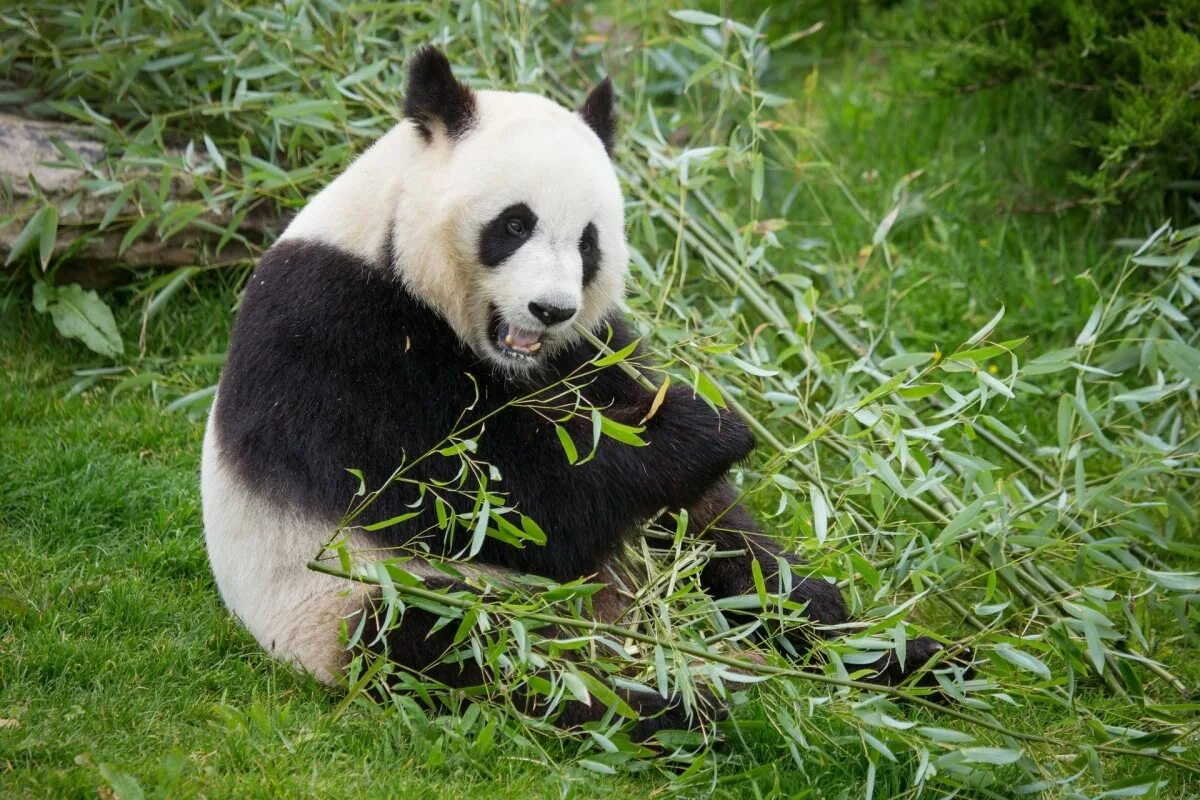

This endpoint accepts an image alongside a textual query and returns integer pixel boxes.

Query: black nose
[528,301,577,326]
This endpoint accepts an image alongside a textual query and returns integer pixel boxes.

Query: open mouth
[488,306,545,362]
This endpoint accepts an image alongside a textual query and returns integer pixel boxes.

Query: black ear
[404,45,476,142]
[578,77,615,156]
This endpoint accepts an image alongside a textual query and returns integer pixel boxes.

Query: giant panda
[201,46,952,741]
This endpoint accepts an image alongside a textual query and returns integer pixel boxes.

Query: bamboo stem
[306,558,1197,775]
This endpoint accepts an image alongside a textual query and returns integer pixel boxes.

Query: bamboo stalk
[572,321,990,634]
[305,558,1198,775]
[614,169,1178,694]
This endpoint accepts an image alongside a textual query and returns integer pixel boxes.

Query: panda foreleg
[678,482,952,685]
[359,576,724,740]
[684,482,850,637]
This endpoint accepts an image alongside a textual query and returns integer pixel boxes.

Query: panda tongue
[505,326,542,352]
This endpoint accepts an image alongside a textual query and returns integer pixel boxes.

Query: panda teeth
[498,322,543,357]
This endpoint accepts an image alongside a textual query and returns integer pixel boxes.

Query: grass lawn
[2,6,1198,797]
[0,302,668,798]
[3,300,1196,794]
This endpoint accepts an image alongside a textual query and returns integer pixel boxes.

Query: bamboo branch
[305,558,1198,775]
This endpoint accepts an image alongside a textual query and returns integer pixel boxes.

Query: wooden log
[1,113,278,288]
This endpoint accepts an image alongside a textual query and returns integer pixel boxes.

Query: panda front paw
[649,384,756,472]
[862,637,975,688]
[622,686,729,744]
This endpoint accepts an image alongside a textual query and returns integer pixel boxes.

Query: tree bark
[1,113,278,288]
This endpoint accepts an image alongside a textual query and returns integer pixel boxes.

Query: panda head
[392,47,627,375]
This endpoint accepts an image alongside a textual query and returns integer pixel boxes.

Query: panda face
[364,49,627,375]
[442,109,625,372]
[477,202,593,364]
[458,115,624,369]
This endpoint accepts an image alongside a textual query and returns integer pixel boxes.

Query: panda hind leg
[357,576,725,741]
[684,483,968,686]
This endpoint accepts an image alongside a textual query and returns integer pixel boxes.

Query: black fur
[578,78,616,156]
[479,203,537,267]
[360,574,725,742]
[214,238,754,582]
[580,222,600,287]
[215,238,959,732]
[404,45,476,142]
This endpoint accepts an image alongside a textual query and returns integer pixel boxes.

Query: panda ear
[404,45,477,143]
[578,77,616,156]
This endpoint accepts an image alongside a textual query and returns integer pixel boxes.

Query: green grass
[0,303,662,799]
[3,2,1199,797]
[2,299,1196,797]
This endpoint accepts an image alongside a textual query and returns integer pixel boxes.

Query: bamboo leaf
[41,283,123,357]
[993,643,1051,679]
[555,424,579,464]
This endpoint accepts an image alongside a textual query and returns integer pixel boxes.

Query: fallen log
[1,113,278,288]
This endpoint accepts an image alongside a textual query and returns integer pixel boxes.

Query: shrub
[874,0,1200,207]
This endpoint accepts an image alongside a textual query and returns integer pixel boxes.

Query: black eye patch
[479,203,537,267]
[580,222,601,287]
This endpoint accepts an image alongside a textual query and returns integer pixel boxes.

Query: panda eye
[505,217,527,237]
[580,238,592,253]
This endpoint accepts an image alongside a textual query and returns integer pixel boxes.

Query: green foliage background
[783,0,1200,207]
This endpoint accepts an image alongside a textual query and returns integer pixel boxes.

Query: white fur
[282,89,628,370]
[203,394,521,682]
[201,394,371,682]
[207,86,630,682]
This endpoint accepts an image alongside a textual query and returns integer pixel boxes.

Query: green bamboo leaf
[554,424,578,464]
[5,206,55,266]
[730,355,778,377]
[993,643,1051,679]
[119,216,152,256]
[879,352,933,371]
[692,369,727,409]
[1145,570,1200,591]
[519,514,547,545]
[203,134,227,173]
[338,59,389,87]
[468,498,491,557]
[916,726,975,744]
[965,306,1005,345]
[809,483,828,545]
[99,183,137,231]
[936,495,988,544]
[897,383,941,400]
[561,669,590,705]
[1083,618,1106,674]
[1056,394,1074,453]
[750,558,767,606]
[959,747,1022,765]
[593,339,639,367]
[1075,302,1103,346]
[669,9,725,25]
[42,283,123,357]
[361,511,420,531]
[599,415,647,447]
[977,369,1014,398]
[166,385,216,412]
[1158,340,1200,382]
[576,672,636,719]
[37,204,58,270]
